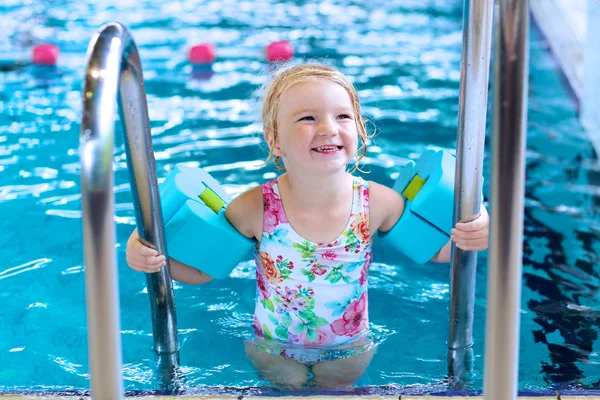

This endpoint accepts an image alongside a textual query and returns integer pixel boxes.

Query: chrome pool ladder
[77,3,530,397]
[79,21,179,400]
[452,0,529,399]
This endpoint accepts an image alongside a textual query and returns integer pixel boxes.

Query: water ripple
[0,258,51,280]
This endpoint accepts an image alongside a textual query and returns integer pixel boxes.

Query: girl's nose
[317,117,338,136]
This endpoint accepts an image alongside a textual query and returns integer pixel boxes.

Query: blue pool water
[1,0,600,395]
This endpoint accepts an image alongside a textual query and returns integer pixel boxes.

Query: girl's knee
[245,344,309,390]
[311,348,376,389]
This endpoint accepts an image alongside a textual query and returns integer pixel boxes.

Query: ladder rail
[80,21,179,399]
[484,0,529,398]
[448,0,494,385]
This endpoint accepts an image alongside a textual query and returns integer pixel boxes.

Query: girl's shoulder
[225,185,264,241]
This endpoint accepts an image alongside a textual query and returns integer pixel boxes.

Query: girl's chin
[310,160,351,172]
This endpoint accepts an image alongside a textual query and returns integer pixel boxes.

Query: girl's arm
[368,181,449,263]
[168,258,214,284]
[172,186,263,283]
[225,185,264,241]
[126,229,214,284]
[426,204,491,263]
[368,181,405,237]
[369,181,489,264]
[429,242,451,263]
[126,186,263,284]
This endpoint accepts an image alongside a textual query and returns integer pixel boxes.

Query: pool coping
[3,389,600,398]
[1,396,599,399]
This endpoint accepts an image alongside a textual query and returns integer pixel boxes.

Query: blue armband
[159,164,256,279]
[378,149,455,264]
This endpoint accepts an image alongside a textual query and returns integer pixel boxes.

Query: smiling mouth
[312,146,343,153]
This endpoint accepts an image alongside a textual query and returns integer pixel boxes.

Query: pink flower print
[362,186,370,204]
[311,264,327,276]
[359,262,369,285]
[253,315,264,338]
[257,251,283,284]
[281,287,301,312]
[359,251,372,285]
[287,332,301,344]
[262,183,288,234]
[301,329,334,346]
[322,250,337,261]
[350,212,370,243]
[330,292,368,337]
[292,297,309,313]
[256,270,271,299]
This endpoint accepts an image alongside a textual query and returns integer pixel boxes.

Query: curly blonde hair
[261,63,373,172]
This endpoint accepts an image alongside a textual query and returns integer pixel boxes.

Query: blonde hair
[261,63,373,172]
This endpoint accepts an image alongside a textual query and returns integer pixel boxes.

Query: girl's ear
[264,128,285,157]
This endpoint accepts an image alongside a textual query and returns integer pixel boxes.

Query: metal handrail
[80,21,179,399]
[448,0,494,385]
[483,0,529,398]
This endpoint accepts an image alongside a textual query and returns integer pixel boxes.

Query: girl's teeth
[315,146,338,152]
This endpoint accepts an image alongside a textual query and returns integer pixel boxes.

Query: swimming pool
[1,0,599,396]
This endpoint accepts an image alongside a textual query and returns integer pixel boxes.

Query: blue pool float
[159,165,256,280]
[378,149,456,264]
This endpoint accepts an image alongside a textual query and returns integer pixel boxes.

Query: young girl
[126,63,490,389]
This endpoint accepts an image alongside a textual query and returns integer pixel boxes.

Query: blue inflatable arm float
[159,165,256,280]
[378,149,456,264]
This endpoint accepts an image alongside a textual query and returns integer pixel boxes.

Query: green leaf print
[326,270,343,284]
[306,328,318,342]
[268,314,279,326]
[277,258,294,280]
[293,241,317,260]
[281,313,292,328]
[293,323,308,334]
[342,275,353,283]
[342,230,360,252]
[343,229,358,242]
[280,268,292,280]
[298,309,316,321]
[301,268,316,283]
[262,324,272,339]
[275,326,289,340]
[308,317,329,329]
[262,298,275,313]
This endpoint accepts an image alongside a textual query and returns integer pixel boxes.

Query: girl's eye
[338,114,352,120]
[298,116,315,121]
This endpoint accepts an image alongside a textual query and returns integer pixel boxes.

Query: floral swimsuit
[252,176,372,361]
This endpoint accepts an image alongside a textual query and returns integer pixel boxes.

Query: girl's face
[269,79,359,174]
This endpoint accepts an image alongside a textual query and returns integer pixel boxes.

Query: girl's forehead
[279,80,352,106]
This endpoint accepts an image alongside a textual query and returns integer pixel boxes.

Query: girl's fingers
[451,226,488,240]
[126,231,166,273]
[455,209,489,232]
[127,254,165,272]
[134,262,163,273]
[451,235,487,245]
[454,219,487,231]
[451,235,488,250]
[456,243,485,251]
[139,245,159,257]
[144,254,165,265]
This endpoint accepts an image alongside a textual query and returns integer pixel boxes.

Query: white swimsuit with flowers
[252,176,372,349]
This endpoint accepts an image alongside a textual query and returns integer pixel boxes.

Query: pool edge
[0,396,595,399]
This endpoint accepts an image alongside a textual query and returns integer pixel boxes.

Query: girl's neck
[279,168,352,210]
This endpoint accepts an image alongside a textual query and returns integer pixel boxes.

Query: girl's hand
[451,205,490,251]
[125,229,166,273]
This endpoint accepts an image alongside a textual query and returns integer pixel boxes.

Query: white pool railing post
[80,22,179,399]
[447,0,494,385]
[483,0,529,398]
